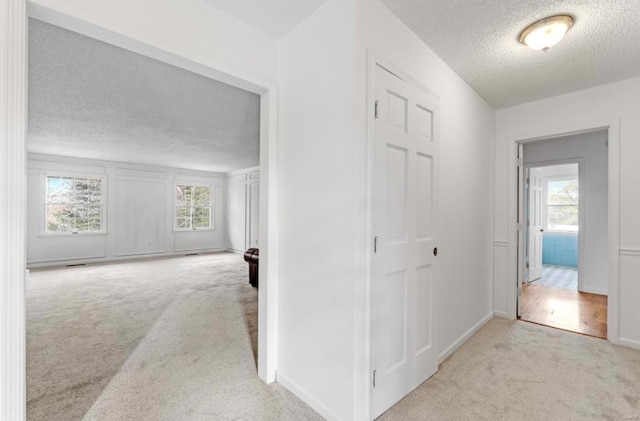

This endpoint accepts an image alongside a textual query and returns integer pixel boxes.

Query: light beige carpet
[27,252,321,421]
[28,253,640,420]
[379,318,640,421]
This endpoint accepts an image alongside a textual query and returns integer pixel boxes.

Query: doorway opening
[16,6,277,420]
[525,163,579,290]
[517,131,608,339]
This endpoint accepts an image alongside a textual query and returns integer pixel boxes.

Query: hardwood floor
[520,282,607,339]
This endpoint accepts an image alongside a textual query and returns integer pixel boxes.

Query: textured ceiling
[380,0,640,108]
[28,19,260,173]
[204,0,328,39]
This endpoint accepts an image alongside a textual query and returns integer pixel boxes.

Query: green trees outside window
[46,176,103,233]
[175,184,212,230]
[547,179,578,232]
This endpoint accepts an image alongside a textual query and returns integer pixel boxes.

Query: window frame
[173,182,214,231]
[543,175,579,233]
[42,171,107,236]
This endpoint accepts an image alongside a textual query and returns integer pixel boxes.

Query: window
[546,178,578,232]
[175,184,213,230]
[46,175,104,234]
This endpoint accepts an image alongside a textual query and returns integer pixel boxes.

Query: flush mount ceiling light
[519,15,574,51]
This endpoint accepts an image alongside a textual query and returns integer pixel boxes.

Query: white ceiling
[28,19,260,173]
[200,0,640,109]
[29,1,640,172]
[380,0,640,108]
[204,0,328,39]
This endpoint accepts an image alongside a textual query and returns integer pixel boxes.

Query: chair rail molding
[0,0,27,419]
[619,248,640,257]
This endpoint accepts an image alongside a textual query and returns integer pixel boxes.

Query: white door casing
[517,144,525,317]
[528,168,543,281]
[371,63,438,418]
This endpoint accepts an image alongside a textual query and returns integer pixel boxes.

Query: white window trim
[41,171,107,236]
[173,182,215,232]
[543,175,578,233]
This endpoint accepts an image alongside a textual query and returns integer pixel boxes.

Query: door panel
[416,105,433,142]
[528,169,543,281]
[415,265,432,352]
[416,154,433,238]
[387,91,408,130]
[386,145,408,241]
[372,63,438,418]
[385,270,408,369]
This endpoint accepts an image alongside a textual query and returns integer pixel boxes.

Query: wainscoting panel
[248,182,260,248]
[26,155,227,266]
[619,252,640,348]
[227,183,247,252]
[226,167,260,252]
[116,179,166,256]
[493,241,509,316]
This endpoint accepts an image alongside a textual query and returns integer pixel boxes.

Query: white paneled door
[371,64,438,418]
[528,168,543,281]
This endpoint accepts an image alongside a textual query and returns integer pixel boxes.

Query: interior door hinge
[374,236,379,253]
[526,262,529,269]
[374,100,379,119]
[373,369,377,387]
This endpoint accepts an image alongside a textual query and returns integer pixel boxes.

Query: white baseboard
[27,248,228,269]
[493,310,508,318]
[581,286,608,296]
[618,337,640,350]
[226,248,245,254]
[438,312,494,364]
[277,372,338,421]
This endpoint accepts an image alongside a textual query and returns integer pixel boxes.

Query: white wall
[226,167,260,253]
[27,154,226,267]
[278,1,359,419]
[524,131,608,294]
[278,0,495,419]
[494,76,640,349]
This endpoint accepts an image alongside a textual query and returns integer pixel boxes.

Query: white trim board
[27,248,229,269]
[1,0,27,419]
[618,338,640,351]
[438,312,494,364]
[619,248,640,257]
[582,287,608,296]
[276,373,339,421]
